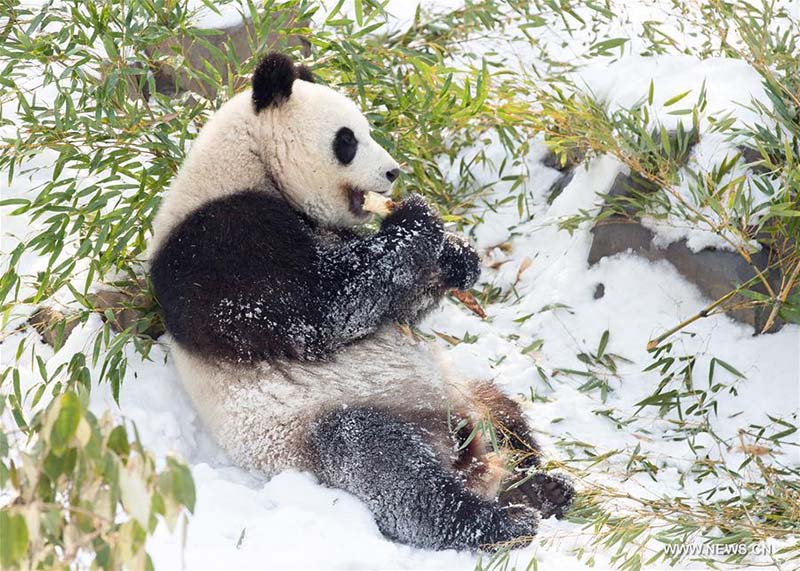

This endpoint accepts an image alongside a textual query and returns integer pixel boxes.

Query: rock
[588,216,782,332]
[134,10,310,99]
[586,141,784,335]
[89,279,165,339]
[603,171,660,214]
[28,307,79,347]
[547,169,575,204]
[588,215,656,264]
[737,145,772,175]
[542,148,586,173]
[29,280,165,348]
[542,147,585,204]
[593,283,605,299]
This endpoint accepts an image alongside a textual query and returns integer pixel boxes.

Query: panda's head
[251,53,401,227]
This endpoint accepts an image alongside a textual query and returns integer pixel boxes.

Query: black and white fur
[150,53,573,551]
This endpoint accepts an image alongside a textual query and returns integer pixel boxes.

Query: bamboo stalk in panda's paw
[362,190,397,216]
[362,191,486,319]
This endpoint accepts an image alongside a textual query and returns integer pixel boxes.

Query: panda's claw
[525,472,575,519]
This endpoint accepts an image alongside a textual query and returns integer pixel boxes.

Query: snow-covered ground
[2,1,799,570]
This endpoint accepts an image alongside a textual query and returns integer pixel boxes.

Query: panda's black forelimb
[314,193,446,344]
[314,194,484,352]
[308,406,538,551]
[150,190,481,363]
[385,232,482,324]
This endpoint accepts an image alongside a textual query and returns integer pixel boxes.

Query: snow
[2,1,799,569]
[187,0,247,30]
[580,56,771,253]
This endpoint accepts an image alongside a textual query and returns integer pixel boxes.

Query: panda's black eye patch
[333,127,358,165]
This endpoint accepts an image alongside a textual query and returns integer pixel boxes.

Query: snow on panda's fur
[149,53,573,551]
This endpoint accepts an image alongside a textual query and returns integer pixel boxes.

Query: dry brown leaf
[516,257,533,281]
[737,444,771,456]
[394,323,415,339]
[450,289,487,318]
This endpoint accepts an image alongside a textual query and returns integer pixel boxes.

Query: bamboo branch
[760,259,800,334]
[646,289,739,351]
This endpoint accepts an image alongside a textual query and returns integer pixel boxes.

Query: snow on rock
[579,55,772,252]
[580,55,767,125]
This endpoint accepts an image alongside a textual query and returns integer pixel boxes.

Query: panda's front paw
[381,193,444,257]
[438,233,481,290]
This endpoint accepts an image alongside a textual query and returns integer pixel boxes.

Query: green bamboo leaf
[166,457,196,512]
[597,330,610,359]
[108,425,131,460]
[714,358,744,378]
[354,0,363,26]
[663,90,692,107]
[0,511,28,568]
[522,339,544,354]
[589,37,628,55]
[50,391,81,452]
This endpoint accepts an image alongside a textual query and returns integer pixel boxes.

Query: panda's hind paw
[524,471,575,519]
[502,471,575,520]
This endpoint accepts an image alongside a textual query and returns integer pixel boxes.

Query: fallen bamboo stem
[760,259,800,334]
[646,270,771,350]
[646,289,738,351]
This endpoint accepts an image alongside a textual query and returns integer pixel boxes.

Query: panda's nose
[385,168,400,183]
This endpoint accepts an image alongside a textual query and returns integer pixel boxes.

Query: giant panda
[149,52,574,551]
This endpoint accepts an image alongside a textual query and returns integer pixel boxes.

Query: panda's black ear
[296,65,315,83]
[252,53,297,111]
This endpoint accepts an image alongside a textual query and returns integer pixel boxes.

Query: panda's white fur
[152,81,399,251]
[149,53,573,551]
[172,326,468,472]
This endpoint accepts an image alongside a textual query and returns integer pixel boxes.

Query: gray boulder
[587,172,782,332]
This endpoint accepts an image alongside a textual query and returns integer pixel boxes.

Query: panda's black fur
[151,190,479,362]
[309,407,539,550]
[252,52,315,110]
[149,52,574,552]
